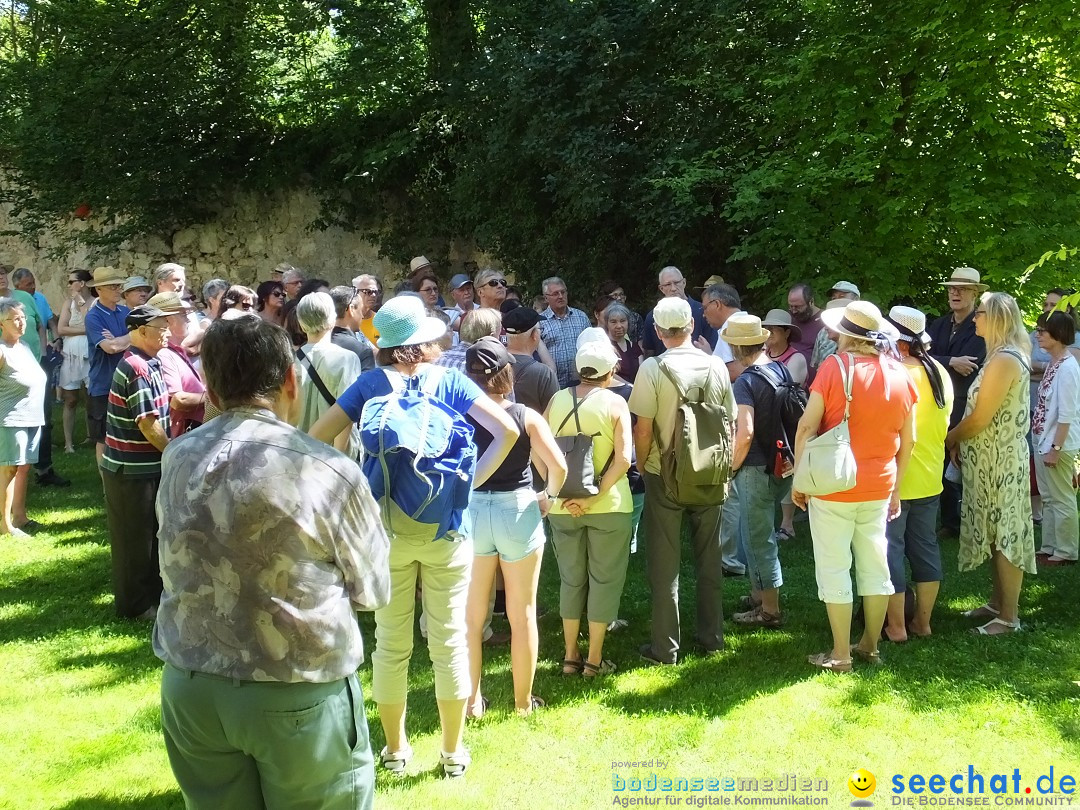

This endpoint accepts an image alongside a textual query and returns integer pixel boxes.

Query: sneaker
[36,469,71,487]
[638,644,676,667]
[440,748,471,778]
[379,744,413,774]
[732,606,783,628]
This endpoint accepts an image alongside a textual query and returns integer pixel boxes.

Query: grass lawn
[2,416,1080,810]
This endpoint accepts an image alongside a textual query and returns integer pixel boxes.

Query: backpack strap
[554,385,597,436]
[296,348,337,408]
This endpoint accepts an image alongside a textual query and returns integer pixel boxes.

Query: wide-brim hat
[121,275,152,294]
[720,313,771,345]
[410,255,433,274]
[147,291,191,314]
[886,305,931,346]
[88,266,126,287]
[373,294,447,348]
[760,308,802,342]
[820,300,888,340]
[692,274,726,292]
[940,266,988,290]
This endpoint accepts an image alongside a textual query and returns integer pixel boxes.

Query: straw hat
[410,256,433,273]
[88,266,126,287]
[372,294,447,348]
[692,274,726,292]
[760,308,802,342]
[886,305,931,346]
[820,300,888,340]
[940,266,988,290]
[146,291,190,314]
[720,313,771,345]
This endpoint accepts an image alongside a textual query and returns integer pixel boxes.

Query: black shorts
[88,394,109,443]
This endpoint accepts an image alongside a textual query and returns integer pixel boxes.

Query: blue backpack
[359,366,476,541]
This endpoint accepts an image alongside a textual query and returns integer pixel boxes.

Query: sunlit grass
[3,411,1079,809]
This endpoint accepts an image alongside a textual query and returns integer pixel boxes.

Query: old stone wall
[0,186,486,310]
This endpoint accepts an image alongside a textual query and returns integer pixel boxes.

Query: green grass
[3,412,1080,809]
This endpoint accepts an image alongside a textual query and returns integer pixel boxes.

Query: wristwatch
[1051,444,1062,451]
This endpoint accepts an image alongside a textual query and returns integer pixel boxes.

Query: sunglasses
[356,288,378,296]
[271,290,285,298]
[485,279,507,288]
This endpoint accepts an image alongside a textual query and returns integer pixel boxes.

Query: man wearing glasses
[282,265,306,301]
[926,266,988,536]
[640,266,718,358]
[351,274,381,344]
[101,304,172,620]
[85,267,134,471]
[539,275,591,388]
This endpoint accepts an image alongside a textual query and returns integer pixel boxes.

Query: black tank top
[469,402,532,492]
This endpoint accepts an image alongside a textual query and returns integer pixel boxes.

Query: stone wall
[0,185,486,309]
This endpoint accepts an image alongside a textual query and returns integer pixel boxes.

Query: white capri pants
[808,497,895,603]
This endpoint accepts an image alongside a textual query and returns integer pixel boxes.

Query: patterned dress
[958,347,1036,573]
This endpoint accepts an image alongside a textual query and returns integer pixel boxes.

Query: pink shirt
[157,343,206,438]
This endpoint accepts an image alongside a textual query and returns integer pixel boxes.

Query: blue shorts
[468,489,546,563]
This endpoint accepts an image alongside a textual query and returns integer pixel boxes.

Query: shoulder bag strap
[833,352,853,423]
[555,385,593,436]
[297,348,336,408]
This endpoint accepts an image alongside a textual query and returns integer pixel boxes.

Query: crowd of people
[0,256,1076,807]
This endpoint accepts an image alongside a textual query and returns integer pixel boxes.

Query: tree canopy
[1,0,1078,308]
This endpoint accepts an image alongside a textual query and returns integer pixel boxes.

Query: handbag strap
[296,348,336,408]
[833,352,854,423]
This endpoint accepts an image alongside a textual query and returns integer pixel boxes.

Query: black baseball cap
[126,304,169,330]
[503,306,546,334]
[466,336,516,376]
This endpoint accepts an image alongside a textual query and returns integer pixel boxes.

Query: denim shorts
[468,489,546,563]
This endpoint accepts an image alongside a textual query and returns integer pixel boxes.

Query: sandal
[737,594,762,612]
[561,657,584,675]
[607,618,629,632]
[774,527,796,542]
[516,694,546,717]
[972,617,1020,636]
[962,603,999,620]
[582,659,617,678]
[732,606,783,628]
[852,647,883,666]
[379,744,413,774]
[440,748,471,778]
[807,652,852,673]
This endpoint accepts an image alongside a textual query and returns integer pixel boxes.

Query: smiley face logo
[848,769,877,799]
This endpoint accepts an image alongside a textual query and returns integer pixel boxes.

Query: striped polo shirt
[101,347,170,477]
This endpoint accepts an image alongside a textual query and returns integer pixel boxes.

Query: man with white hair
[539,275,590,388]
[640,266,718,358]
[630,297,735,665]
[295,292,363,457]
[282,266,306,301]
[329,286,375,373]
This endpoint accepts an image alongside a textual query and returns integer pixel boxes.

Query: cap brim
[376,316,447,348]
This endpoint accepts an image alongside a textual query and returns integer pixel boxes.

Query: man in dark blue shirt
[640,266,718,357]
[85,266,132,472]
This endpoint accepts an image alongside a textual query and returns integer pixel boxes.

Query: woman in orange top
[792,301,917,672]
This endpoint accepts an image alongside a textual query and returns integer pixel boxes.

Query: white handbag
[793,352,857,496]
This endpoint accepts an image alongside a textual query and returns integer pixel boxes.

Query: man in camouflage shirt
[153,315,390,810]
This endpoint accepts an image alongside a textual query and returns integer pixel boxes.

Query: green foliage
[1,0,1079,310]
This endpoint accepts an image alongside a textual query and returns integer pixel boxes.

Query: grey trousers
[642,473,725,662]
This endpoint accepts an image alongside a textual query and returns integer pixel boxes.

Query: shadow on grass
[55,791,183,810]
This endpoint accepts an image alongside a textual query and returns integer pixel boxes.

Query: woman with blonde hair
[946,292,1035,634]
[792,301,917,671]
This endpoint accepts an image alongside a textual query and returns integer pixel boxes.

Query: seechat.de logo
[849,769,877,807]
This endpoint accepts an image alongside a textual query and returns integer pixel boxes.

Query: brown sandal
[807,652,852,673]
[561,657,584,675]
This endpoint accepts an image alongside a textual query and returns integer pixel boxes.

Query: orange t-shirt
[810,353,918,503]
